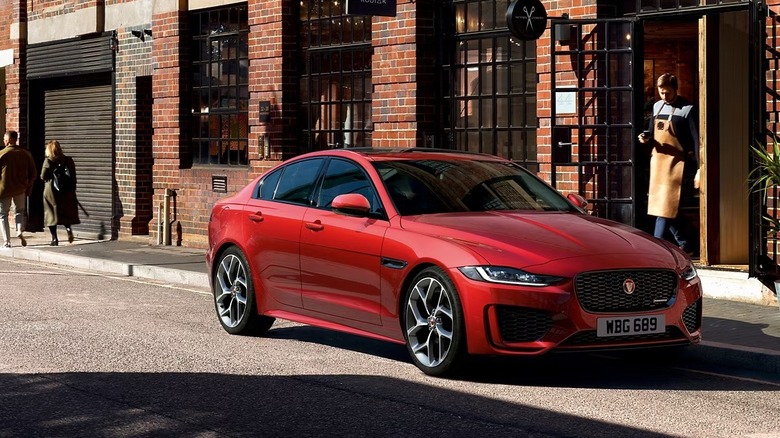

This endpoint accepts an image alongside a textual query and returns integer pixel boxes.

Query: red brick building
[3,0,780,276]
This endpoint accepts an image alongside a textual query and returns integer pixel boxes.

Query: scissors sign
[523,6,536,31]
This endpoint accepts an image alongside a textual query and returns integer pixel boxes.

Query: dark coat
[41,155,80,227]
[0,145,37,198]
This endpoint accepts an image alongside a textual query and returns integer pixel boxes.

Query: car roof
[296,147,508,162]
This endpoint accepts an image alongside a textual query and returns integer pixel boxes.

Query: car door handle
[248,212,264,222]
[305,220,324,231]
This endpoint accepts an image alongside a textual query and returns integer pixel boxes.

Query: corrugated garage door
[44,81,113,238]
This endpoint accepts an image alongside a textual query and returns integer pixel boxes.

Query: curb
[7,247,210,289]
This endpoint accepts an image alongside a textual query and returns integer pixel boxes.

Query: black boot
[49,226,59,246]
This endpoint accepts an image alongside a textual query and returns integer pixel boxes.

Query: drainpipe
[163,189,172,246]
[157,202,163,245]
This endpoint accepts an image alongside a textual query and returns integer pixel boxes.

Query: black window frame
[299,1,373,151]
[189,5,250,166]
[441,0,538,171]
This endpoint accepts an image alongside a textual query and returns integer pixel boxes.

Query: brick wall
[151,6,188,244]
[28,0,103,20]
[0,0,11,133]
[4,0,27,139]
[372,0,425,148]
[0,2,11,53]
[116,25,154,237]
[536,1,599,190]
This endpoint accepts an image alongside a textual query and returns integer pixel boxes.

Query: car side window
[274,159,324,205]
[254,169,282,200]
[317,159,381,214]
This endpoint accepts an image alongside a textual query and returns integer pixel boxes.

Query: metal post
[163,189,172,246]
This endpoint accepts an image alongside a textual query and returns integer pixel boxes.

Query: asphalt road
[0,258,778,438]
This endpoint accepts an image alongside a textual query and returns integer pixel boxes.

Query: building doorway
[640,12,750,267]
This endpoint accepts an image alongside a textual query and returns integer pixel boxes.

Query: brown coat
[41,155,81,227]
[0,145,37,199]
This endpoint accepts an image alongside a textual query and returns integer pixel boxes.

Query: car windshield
[374,159,577,215]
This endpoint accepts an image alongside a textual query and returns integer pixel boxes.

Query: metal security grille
[27,34,114,80]
[190,6,249,166]
[574,269,678,313]
[299,1,372,151]
[44,79,114,239]
[440,0,538,170]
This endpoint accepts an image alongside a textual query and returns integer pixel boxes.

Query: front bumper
[450,268,702,356]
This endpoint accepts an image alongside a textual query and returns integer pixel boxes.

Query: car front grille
[496,306,552,343]
[561,326,687,346]
[682,299,702,334]
[575,269,678,313]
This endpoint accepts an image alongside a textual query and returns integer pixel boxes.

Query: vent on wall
[212,175,228,193]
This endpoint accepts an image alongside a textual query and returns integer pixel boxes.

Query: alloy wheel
[405,276,455,368]
[215,253,248,328]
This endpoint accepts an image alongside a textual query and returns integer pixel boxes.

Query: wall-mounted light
[131,29,152,42]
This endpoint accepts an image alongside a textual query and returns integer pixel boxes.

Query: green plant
[750,137,780,193]
[749,136,780,234]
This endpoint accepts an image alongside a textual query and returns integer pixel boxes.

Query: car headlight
[681,264,698,281]
[458,266,563,287]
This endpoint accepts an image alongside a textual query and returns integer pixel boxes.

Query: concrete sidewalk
[1,232,778,375]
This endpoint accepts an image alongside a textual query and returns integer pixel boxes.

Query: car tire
[213,247,275,335]
[402,266,466,377]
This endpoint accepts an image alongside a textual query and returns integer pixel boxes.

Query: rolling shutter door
[44,81,113,238]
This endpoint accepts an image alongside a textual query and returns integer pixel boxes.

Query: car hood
[399,211,677,269]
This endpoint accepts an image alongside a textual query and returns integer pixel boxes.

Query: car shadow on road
[261,324,779,390]
[0,371,688,437]
[266,324,411,363]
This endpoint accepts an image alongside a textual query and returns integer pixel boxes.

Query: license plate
[596,315,665,337]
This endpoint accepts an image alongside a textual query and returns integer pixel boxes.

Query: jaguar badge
[623,278,636,295]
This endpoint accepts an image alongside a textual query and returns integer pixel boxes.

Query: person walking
[638,73,700,255]
[0,130,37,248]
[41,140,80,245]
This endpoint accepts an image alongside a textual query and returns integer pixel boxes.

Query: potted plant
[749,136,780,308]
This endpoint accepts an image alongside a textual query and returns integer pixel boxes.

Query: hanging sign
[346,0,396,17]
[506,0,548,41]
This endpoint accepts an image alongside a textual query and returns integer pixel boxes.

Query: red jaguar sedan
[206,148,702,376]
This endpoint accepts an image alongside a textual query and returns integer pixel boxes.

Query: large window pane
[443,8,537,167]
[190,5,249,166]
[300,1,372,151]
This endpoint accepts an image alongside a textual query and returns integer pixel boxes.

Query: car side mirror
[567,193,588,211]
[332,193,371,217]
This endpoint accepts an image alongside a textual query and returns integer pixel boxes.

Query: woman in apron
[638,73,700,255]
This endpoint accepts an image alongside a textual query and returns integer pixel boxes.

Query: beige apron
[647,107,685,219]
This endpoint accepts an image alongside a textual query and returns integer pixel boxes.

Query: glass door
[549,19,642,227]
